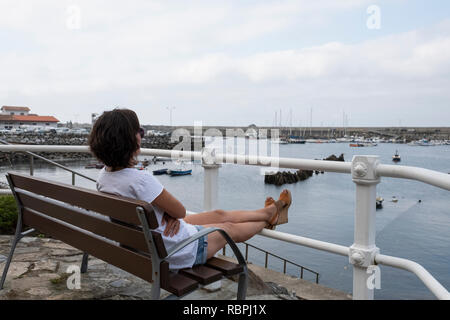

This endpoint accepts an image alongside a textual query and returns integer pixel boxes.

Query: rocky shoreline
[0,133,179,166]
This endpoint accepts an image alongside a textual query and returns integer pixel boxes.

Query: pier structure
[144,125,450,142]
[0,144,449,300]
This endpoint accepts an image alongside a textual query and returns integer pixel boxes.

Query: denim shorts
[193,225,208,266]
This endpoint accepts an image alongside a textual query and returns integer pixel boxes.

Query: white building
[0,106,59,130]
[1,106,30,116]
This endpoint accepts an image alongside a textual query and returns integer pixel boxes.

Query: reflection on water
[1,141,449,299]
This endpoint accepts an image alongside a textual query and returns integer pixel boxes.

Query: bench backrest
[7,172,168,283]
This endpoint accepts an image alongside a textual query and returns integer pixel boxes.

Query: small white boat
[376,197,384,209]
[392,151,401,163]
[272,138,289,144]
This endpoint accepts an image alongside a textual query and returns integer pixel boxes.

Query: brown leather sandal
[276,189,292,225]
[264,197,277,230]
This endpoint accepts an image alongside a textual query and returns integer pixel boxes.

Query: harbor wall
[145,125,450,141]
[0,133,178,165]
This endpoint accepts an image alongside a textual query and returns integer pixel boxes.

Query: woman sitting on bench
[88,108,292,270]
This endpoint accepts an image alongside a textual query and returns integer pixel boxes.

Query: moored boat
[392,151,401,163]
[350,142,377,147]
[288,136,306,144]
[168,169,192,176]
[376,197,384,209]
[272,138,289,144]
[152,168,168,175]
[85,163,104,169]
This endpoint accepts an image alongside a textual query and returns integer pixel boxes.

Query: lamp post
[166,107,175,127]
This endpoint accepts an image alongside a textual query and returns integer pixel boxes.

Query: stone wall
[0,133,180,165]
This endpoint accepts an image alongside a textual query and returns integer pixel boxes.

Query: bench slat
[179,265,223,285]
[17,191,150,253]
[205,257,244,276]
[22,208,154,283]
[9,172,158,228]
[164,273,199,296]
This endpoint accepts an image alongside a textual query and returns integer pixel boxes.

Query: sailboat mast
[289,108,292,136]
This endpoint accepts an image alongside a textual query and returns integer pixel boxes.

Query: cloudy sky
[1,0,449,127]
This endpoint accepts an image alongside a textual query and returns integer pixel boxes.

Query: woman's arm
[151,188,186,219]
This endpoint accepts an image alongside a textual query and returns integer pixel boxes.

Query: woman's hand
[161,212,180,237]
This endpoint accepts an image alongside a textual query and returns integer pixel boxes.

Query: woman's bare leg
[201,221,267,259]
[184,203,276,226]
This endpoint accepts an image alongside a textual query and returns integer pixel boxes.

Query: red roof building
[1,106,31,113]
[0,106,59,130]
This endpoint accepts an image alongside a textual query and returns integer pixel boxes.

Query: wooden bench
[0,172,248,299]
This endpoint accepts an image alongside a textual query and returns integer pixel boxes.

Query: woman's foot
[264,197,277,230]
[264,191,292,229]
[265,196,275,208]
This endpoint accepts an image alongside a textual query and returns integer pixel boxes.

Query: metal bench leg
[0,228,36,290]
[0,235,21,290]
[237,269,248,300]
[80,253,89,274]
[150,277,161,300]
[0,226,34,290]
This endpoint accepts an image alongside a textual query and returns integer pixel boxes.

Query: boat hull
[153,169,168,175]
[169,169,192,176]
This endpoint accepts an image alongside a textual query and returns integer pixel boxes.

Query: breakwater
[0,133,179,165]
[264,154,345,186]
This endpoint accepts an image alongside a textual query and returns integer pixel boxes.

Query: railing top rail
[1,145,449,191]
[0,141,96,183]
[376,164,450,191]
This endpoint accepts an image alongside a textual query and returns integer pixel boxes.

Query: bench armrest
[163,227,247,268]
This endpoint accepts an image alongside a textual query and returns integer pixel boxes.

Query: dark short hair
[88,109,140,169]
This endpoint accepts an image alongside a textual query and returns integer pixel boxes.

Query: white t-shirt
[96,167,198,270]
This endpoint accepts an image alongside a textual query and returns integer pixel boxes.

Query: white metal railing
[0,144,449,300]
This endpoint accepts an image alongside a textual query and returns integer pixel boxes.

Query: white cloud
[0,1,449,125]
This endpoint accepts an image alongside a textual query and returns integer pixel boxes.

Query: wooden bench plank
[22,208,155,283]
[205,257,243,276]
[179,265,223,285]
[9,172,157,228]
[164,273,199,297]
[17,192,150,253]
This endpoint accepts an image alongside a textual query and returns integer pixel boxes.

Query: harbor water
[1,139,449,299]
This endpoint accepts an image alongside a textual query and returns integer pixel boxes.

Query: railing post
[29,155,34,176]
[350,155,381,300]
[202,148,221,212]
[201,147,222,291]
